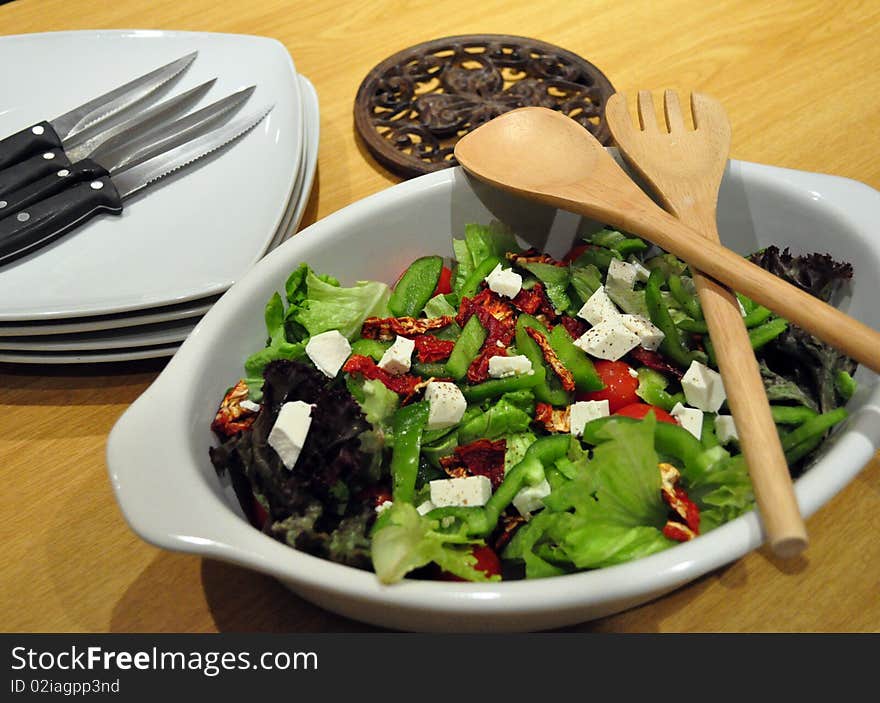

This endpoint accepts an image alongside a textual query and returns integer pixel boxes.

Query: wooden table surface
[1,0,878,633]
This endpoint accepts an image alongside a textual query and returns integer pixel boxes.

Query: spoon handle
[614,205,880,373]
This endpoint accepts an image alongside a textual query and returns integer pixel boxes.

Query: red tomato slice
[439,545,502,581]
[434,266,453,295]
[614,402,678,425]
[576,360,639,412]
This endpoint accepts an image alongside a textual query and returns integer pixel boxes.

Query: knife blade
[0,83,255,217]
[0,105,272,267]
[0,52,197,171]
[0,79,216,199]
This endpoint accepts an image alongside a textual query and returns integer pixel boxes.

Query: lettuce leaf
[242,264,389,393]
[569,263,602,308]
[292,268,391,340]
[678,446,755,532]
[370,503,490,584]
[210,360,376,569]
[464,221,519,268]
[503,417,674,576]
[545,417,668,527]
[422,292,458,318]
[348,377,400,429]
[505,431,537,472]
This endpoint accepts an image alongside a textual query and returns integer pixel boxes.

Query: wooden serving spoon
[454,106,880,374]
[605,90,806,557]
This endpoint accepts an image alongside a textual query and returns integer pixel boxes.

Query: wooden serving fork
[605,90,807,557]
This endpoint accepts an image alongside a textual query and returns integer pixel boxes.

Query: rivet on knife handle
[0,122,64,171]
[0,159,110,222]
[0,149,72,198]
[0,176,123,266]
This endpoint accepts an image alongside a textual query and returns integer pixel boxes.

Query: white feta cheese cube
[267,400,314,469]
[488,354,533,378]
[681,360,727,412]
[573,317,641,361]
[670,402,703,440]
[429,475,493,508]
[620,314,665,351]
[512,478,552,517]
[377,335,415,375]
[416,500,436,516]
[239,399,261,413]
[576,285,621,326]
[424,381,467,430]
[305,329,351,378]
[627,257,651,283]
[714,414,739,444]
[485,263,523,299]
[607,258,639,290]
[375,500,393,515]
[569,399,610,437]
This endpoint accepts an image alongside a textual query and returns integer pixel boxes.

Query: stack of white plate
[0,31,319,364]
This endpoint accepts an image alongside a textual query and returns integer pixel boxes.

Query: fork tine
[605,93,638,139]
[663,90,686,133]
[637,91,658,132]
[690,92,733,141]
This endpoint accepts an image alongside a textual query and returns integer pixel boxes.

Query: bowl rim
[107,162,880,620]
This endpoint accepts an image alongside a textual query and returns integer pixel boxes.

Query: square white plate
[0,29,302,321]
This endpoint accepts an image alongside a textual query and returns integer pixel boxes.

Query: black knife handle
[0,121,64,171]
[0,149,72,198]
[0,159,109,222]
[0,175,123,267]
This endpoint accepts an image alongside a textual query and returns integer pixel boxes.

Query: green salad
[209,222,855,583]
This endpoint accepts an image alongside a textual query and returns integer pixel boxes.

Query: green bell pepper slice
[388,255,443,318]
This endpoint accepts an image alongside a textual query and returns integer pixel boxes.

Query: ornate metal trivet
[354,34,616,178]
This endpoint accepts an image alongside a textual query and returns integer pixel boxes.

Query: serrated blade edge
[89,85,256,173]
[53,52,198,142]
[65,79,216,164]
[112,105,273,200]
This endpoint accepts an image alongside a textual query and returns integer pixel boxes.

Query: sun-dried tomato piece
[493,512,528,552]
[558,315,588,340]
[525,326,576,392]
[361,315,454,341]
[342,354,423,401]
[211,379,258,438]
[467,344,509,384]
[659,461,700,533]
[506,249,566,267]
[439,438,507,489]
[534,401,571,433]
[456,289,518,383]
[509,282,553,318]
[627,346,684,380]
[663,521,698,542]
[413,334,456,362]
[456,288,516,328]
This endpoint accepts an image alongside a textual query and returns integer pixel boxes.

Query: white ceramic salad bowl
[106,163,880,632]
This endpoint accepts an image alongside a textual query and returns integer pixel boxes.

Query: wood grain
[605,90,806,556]
[1,0,878,633]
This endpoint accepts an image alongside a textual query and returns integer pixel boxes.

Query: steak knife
[0,52,197,171]
[0,106,272,266]
[0,85,256,219]
[0,78,215,199]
